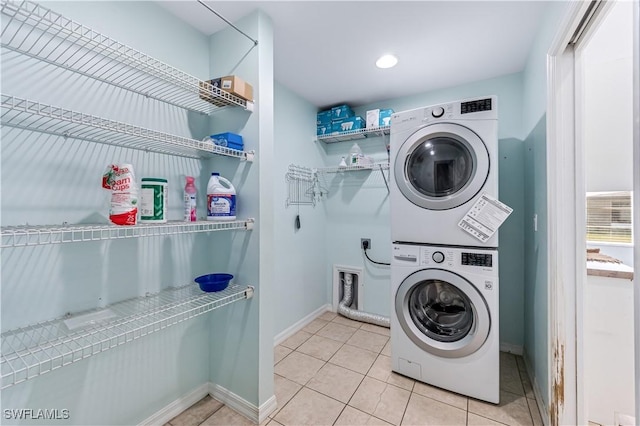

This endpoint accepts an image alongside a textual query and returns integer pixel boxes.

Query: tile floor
[167,312,543,426]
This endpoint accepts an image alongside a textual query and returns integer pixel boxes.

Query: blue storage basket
[210,132,244,150]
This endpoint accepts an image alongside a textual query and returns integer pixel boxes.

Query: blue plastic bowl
[195,273,233,292]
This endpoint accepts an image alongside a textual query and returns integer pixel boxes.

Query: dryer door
[394,123,490,210]
[395,268,491,358]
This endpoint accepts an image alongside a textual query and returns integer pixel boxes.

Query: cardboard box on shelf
[220,75,253,101]
[366,109,380,128]
[331,104,354,121]
[366,108,394,128]
[199,75,253,106]
[332,116,365,133]
[379,109,394,127]
[317,124,332,137]
[317,110,332,126]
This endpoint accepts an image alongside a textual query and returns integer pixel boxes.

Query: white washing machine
[390,96,498,247]
[391,243,499,404]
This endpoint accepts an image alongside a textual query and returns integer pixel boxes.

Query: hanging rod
[197,0,259,46]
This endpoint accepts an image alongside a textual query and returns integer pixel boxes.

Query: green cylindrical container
[140,178,168,223]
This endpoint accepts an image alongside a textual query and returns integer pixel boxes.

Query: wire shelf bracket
[1,95,254,160]
[0,0,252,114]
[0,283,254,389]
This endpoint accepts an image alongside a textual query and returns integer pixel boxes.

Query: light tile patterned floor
[168,312,543,426]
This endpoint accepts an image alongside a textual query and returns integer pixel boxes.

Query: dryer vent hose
[338,274,390,328]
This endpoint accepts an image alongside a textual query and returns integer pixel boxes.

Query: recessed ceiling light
[376,54,398,69]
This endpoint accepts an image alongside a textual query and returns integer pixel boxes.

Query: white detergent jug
[207,173,236,221]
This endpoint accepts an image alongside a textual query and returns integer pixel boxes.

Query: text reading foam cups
[207,173,236,220]
[102,163,138,226]
[140,178,168,223]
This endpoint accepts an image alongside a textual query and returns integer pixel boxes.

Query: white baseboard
[258,395,278,423]
[273,304,332,347]
[138,383,209,426]
[500,342,524,355]
[209,383,260,424]
[522,350,549,426]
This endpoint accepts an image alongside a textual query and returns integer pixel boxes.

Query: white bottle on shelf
[349,143,363,166]
[206,173,236,221]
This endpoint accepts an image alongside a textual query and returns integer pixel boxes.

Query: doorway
[547,1,639,425]
[577,1,635,425]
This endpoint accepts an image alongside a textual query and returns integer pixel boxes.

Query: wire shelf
[1,219,255,248]
[316,163,390,174]
[1,95,254,160]
[316,126,391,144]
[1,283,254,389]
[0,0,252,114]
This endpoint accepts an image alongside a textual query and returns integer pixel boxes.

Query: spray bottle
[184,176,197,221]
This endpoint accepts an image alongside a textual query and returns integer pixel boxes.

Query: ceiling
[158,1,550,109]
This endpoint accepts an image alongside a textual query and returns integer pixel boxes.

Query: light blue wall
[319,73,527,348]
[273,82,328,337]
[205,10,275,408]
[0,2,230,424]
[521,0,572,411]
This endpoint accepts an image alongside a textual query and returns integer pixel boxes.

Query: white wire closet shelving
[316,126,390,144]
[0,0,253,114]
[316,162,390,174]
[1,219,255,248]
[1,283,254,389]
[1,95,255,161]
[315,163,390,193]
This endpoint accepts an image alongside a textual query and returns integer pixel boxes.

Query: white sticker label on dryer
[458,193,513,243]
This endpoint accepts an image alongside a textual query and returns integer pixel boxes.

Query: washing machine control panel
[393,244,497,273]
[422,104,454,122]
[420,247,455,267]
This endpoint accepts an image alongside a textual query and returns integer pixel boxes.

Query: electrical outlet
[361,238,371,250]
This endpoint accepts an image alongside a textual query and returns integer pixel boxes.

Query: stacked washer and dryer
[389,97,500,404]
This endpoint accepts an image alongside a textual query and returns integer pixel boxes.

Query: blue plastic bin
[210,132,244,150]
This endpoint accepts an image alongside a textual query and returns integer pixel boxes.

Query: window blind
[586,191,633,243]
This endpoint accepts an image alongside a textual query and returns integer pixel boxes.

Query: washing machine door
[394,123,490,210]
[395,268,491,358]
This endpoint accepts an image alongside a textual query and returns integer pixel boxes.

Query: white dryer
[390,96,498,247]
[391,243,499,404]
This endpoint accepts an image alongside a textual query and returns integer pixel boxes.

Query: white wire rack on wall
[1,219,255,248]
[0,0,254,114]
[285,164,325,207]
[316,162,390,192]
[0,283,254,389]
[1,95,255,161]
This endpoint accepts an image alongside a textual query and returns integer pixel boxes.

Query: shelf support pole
[197,1,259,46]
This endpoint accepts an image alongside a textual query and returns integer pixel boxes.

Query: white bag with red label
[102,163,138,226]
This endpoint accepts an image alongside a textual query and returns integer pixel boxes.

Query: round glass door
[409,279,474,343]
[394,123,490,210]
[395,269,491,358]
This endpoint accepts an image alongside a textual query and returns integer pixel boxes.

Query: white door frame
[633,2,640,423]
[548,1,640,425]
[546,2,598,425]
